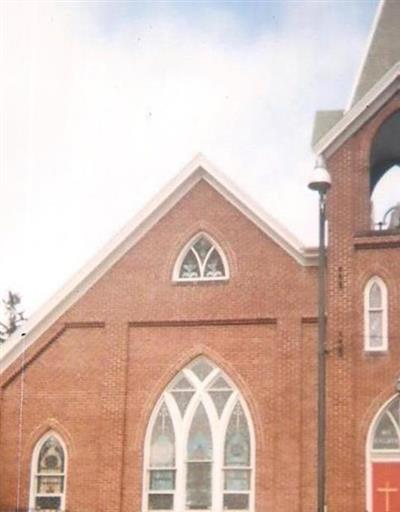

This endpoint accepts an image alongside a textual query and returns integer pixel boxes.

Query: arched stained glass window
[364,276,388,351]
[371,397,400,451]
[144,357,254,511]
[368,396,400,512]
[29,433,67,511]
[173,233,229,282]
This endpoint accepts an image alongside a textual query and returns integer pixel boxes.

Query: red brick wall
[0,180,318,511]
[2,95,399,511]
[325,94,400,512]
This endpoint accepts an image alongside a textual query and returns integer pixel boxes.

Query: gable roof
[313,62,400,156]
[0,154,317,374]
[313,0,400,155]
[349,0,400,108]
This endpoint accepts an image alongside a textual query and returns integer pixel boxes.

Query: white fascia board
[346,0,385,111]
[0,154,316,374]
[198,164,315,266]
[314,62,400,157]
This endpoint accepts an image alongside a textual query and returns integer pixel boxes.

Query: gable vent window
[174,234,229,282]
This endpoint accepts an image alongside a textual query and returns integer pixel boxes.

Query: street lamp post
[308,155,331,512]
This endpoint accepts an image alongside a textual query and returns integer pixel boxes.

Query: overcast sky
[1,0,391,315]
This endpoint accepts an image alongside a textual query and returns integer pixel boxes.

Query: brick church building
[1,1,399,511]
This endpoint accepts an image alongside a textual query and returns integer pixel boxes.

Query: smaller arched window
[367,395,400,512]
[371,396,400,452]
[173,233,229,282]
[29,433,67,511]
[364,276,388,352]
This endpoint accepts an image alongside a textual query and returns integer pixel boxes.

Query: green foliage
[0,291,26,343]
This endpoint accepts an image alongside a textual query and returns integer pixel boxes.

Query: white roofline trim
[346,0,385,111]
[314,62,400,157]
[0,154,317,374]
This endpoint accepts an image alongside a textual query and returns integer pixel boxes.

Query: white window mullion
[175,415,185,511]
[144,359,254,512]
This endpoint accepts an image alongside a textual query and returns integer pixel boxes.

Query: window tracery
[144,357,254,511]
[30,433,66,511]
[174,234,228,282]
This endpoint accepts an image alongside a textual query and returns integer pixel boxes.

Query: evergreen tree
[0,291,26,343]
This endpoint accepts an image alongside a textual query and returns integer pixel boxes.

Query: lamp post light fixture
[308,155,331,512]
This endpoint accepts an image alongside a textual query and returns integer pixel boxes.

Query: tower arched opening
[370,111,400,230]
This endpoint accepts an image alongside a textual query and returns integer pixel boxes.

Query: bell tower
[311,1,400,511]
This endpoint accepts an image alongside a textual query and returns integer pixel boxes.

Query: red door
[373,462,400,512]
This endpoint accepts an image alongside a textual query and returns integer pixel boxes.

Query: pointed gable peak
[349,0,400,107]
[0,154,317,374]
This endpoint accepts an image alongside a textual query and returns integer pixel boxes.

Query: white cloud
[1,1,374,313]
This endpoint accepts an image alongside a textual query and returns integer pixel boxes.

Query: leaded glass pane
[35,496,61,510]
[171,391,194,416]
[150,404,175,467]
[186,462,212,510]
[187,403,213,460]
[389,397,400,427]
[210,376,231,389]
[204,248,225,278]
[172,375,193,390]
[373,413,400,450]
[177,235,227,281]
[37,437,64,474]
[191,359,213,381]
[193,237,212,263]
[209,390,232,417]
[370,282,382,308]
[37,476,64,494]
[150,470,175,491]
[224,469,251,491]
[225,403,250,466]
[223,494,249,510]
[148,494,174,510]
[369,311,383,347]
[180,250,200,279]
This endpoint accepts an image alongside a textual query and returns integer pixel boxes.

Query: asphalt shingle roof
[351,0,400,106]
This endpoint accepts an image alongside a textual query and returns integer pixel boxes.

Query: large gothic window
[173,233,229,282]
[364,276,388,352]
[368,396,400,512]
[144,357,254,511]
[29,433,67,511]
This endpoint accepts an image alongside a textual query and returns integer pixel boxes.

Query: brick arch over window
[370,110,400,193]
[142,356,255,512]
[29,431,67,511]
[366,395,400,512]
[173,232,229,282]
